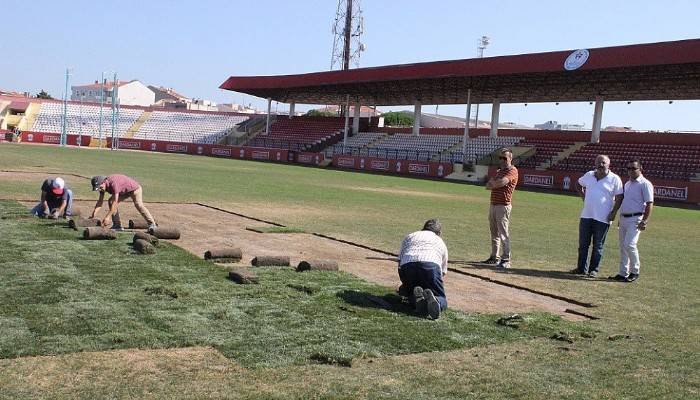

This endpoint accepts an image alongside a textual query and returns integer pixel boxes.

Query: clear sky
[2,0,699,131]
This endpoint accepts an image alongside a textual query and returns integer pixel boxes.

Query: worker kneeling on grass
[89,175,157,231]
[398,219,449,319]
[31,177,73,218]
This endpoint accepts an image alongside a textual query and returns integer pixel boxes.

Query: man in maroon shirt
[89,174,156,231]
[483,148,519,269]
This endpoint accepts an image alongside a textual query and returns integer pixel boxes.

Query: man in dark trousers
[31,177,73,218]
[398,219,449,320]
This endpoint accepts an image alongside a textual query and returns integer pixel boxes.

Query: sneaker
[626,273,639,282]
[608,274,628,282]
[424,289,441,320]
[413,286,427,315]
[569,268,585,275]
[497,260,511,269]
[587,271,598,278]
[110,224,124,232]
[481,256,500,265]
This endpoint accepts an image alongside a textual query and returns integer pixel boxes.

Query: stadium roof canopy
[220,39,700,106]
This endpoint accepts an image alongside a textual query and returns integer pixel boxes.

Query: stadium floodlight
[473,36,490,129]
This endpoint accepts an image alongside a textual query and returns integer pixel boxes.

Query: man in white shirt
[609,160,654,283]
[570,155,623,278]
[398,219,448,319]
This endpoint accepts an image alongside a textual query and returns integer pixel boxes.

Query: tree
[382,111,414,127]
[36,90,53,99]
[305,109,338,117]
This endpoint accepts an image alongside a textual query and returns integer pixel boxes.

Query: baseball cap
[91,176,106,191]
[51,177,65,195]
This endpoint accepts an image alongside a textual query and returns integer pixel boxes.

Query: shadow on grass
[450,260,587,281]
[337,289,420,317]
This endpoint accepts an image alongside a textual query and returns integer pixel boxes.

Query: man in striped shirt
[398,219,449,319]
[483,148,519,269]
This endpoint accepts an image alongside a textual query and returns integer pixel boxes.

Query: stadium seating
[134,111,248,144]
[515,139,576,169]
[324,132,386,157]
[551,142,700,180]
[32,102,143,138]
[246,117,345,151]
[452,136,524,164]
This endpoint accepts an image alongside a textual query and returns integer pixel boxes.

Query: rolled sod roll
[133,231,159,246]
[251,255,290,267]
[228,268,259,284]
[149,226,181,240]
[204,248,243,262]
[133,238,156,255]
[296,260,339,272]
[83,227,118,240]
[68,218,101,230]
[128,219,149,229]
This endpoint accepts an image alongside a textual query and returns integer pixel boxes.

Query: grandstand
[552,142,700,180]
[246,116,345,151]
[515,138,578,169]
[31,101,143,138]
[134,110,248,144]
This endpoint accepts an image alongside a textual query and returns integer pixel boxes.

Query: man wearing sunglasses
[609,160,653,283]
[483,148,519,269]
[571,154,623,278]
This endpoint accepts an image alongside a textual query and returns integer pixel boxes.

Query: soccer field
[0,143,698,399]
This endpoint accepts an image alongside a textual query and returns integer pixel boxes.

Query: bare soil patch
[39,199,590,320]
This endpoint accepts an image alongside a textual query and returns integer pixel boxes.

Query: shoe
[481,256,500,265]
[608,274,627,281]
[626,273,639,282]
[424,289,441,320]
[569,268,585,275]
[413,286,427,315]
[587,271,598,278]
[497,260,511,269]
[110,224,124,232]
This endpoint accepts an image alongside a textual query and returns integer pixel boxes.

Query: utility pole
[61,68,72,147]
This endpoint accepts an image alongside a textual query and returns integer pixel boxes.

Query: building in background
[534,120,586,130]
[71,80,155,106]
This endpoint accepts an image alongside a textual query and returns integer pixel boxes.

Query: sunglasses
[627,167,639,170]
[499,156,508,160]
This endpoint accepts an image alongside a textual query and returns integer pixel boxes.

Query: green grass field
[0,143,698,399]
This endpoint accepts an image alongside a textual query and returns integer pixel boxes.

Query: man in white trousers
[609,160,654,283]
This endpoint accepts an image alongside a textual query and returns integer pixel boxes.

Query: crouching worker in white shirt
[398,219,448,319]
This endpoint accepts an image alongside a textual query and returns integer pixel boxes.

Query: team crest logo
[197,146,203,155]
[564,49,589,71]
[151,143,157,151]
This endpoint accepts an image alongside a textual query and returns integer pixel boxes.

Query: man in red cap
[31,177,73,218]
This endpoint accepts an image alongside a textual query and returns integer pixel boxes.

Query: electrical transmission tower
[330,0,365,71]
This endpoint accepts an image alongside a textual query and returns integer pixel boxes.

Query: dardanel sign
[654,186,688,200]
[523,174,554,187]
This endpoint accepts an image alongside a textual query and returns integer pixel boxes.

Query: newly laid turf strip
[0,200,588,369]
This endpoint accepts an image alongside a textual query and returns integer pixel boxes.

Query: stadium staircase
[124,111,151,138]
[220,115,268,145]
[22,103,40,132]
[545,142,587,168]
[435,141,466,162]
